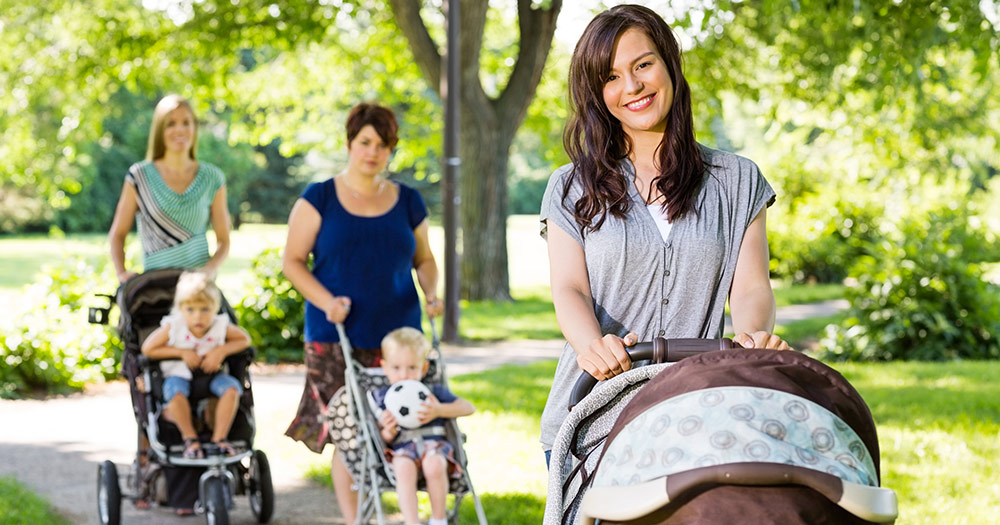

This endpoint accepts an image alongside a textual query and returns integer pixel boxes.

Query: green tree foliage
[671,0,1000,283]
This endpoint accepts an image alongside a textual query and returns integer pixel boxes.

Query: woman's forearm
[414,258,439,301]
[282,257,338,310]
[553,286,604,356]
[730,284,777,336]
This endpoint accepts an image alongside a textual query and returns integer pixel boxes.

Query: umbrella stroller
[543,338,898,524]
[88,268,274,525]
[324,321,488,524]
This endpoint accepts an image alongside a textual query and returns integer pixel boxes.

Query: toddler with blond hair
[373,327,474,525]
[141,271,250,459]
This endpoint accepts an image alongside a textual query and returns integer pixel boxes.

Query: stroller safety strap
[579,463,899,524]
[395,426,447,444]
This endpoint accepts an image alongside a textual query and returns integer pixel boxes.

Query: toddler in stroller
[90,268,274,525]
[374,327,475,525]
[544,340,899,525]
[326,322,488,524]
[140,270,250,460]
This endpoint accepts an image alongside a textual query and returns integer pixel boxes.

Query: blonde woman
[108,94,231,282]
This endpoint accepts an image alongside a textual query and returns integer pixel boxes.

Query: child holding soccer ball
[373,327,475,525]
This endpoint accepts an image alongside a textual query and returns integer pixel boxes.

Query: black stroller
[88,268,274,525]
[544,339,899,524]
[324,321,488,524]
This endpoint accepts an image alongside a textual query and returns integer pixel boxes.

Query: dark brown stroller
[544,340,898,524]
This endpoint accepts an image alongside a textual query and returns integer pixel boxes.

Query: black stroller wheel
[97,460,121,525]
[204,476,229,525]
[248,450,275,523]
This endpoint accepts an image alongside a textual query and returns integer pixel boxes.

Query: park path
[0,301,844,524]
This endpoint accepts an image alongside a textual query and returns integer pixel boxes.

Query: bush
[768,192,884,284]
[234,247,306,362]
[818,205,1000,361]
[0,259,120,398]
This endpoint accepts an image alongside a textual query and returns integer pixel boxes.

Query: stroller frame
[333,321,488,525]
[89,268,274,525]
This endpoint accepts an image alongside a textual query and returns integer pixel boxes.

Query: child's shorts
[163,374,242,402]
[386,438,463,478]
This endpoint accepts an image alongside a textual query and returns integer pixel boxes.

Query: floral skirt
[284,341,380,454]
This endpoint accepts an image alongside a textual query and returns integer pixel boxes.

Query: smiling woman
[107,94,232,284]
[538,3,790,456]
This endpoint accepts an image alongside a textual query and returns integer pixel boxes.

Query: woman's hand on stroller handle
[323,296,352,323]
[733,330,792,351]
[569,337,737,410]
[576,333,638,382]
[425,296,444,318]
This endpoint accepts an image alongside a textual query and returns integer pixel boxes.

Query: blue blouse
[301,179,428,348]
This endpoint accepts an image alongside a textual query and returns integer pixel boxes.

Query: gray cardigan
[538,145,776,449]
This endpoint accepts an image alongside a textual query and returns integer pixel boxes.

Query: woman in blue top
[282,102,443,523]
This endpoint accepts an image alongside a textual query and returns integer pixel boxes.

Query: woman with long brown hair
[539,4,789,460]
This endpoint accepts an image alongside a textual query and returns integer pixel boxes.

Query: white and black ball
[384,379,432,429]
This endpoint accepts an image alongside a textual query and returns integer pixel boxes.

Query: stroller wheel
[248,450,275,523]
[204,476,230,525]
[97,460,121,525]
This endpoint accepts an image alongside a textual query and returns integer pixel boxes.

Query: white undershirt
[646,202,673,241]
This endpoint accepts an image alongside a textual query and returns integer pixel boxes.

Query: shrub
[768,192,884,284]
[0,259,120,398]
[818,204,1000,361]
[234,247,305,362]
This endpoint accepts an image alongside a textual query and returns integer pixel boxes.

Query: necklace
[340,175,385,200]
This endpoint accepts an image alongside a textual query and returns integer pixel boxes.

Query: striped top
[125,160,226,271]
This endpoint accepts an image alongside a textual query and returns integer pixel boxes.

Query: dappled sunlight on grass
[459,292,559,341]
[450,360,556,418]
[832,361,1000,524]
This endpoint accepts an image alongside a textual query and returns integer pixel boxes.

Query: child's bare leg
[210,388,239,443]
[165,394,197,439]
[422,453,449,520]
[393,456,420,525]
[332,454,358,524]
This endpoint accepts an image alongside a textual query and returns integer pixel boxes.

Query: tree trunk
[388,0,562,301]
[459,92,514,301]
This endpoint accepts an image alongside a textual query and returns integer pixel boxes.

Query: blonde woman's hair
[173,271,221,313]
[146,94,198,161]
[381,327,431,362]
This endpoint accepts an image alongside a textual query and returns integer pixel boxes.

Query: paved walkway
[0,301,845,524]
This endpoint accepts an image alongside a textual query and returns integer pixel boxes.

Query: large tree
[388,0,562,300]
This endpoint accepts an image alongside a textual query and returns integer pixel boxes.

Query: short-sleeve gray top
[538,144,775,449]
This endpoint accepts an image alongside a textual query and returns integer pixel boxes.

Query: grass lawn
[0,476,70,525]
[298,358,1000,524]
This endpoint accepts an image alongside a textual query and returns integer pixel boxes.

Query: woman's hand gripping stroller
[576,333,639,381]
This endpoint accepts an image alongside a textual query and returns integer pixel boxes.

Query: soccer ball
[384,379,432,430]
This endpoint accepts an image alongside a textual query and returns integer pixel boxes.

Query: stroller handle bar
[568,337,735,410]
